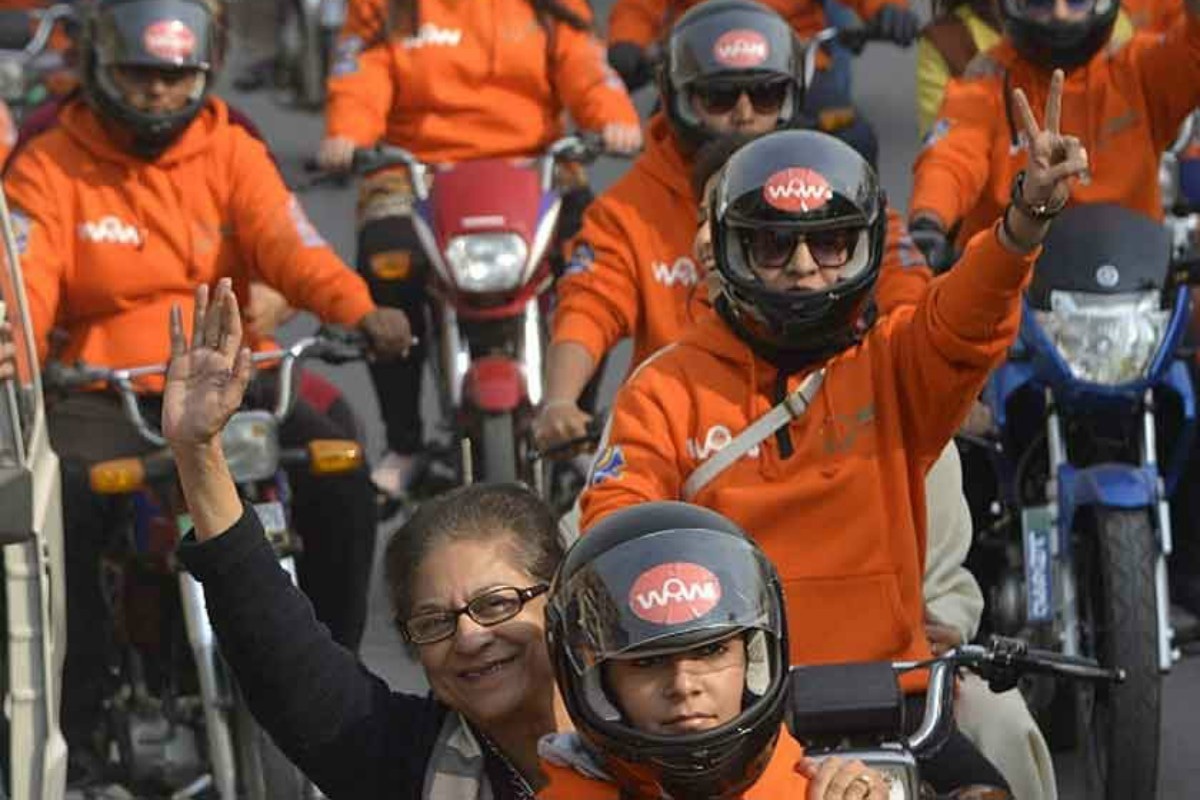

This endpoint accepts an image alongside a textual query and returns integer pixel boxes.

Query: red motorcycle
[351,136,603,490]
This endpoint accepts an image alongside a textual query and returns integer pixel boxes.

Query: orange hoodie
[538,728,808,799]
[911,13,1200,245]
[5,97,375,380]
[579,225,1038,680]
[1124,0,1185,32]
[607,0,905,49]
[325,0,638,163]
[553,114,932,371]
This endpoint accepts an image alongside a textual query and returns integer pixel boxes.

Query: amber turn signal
[307,440,363,475]
[89,458,146,494]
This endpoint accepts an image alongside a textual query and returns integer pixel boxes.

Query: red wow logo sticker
[144,20,196,63]
[629,562,722,624]
[762,168,834,213]
[713,30,769,68]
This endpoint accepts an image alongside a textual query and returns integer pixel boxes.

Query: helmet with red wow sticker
[546,502,788,800]
[710,129,887,367]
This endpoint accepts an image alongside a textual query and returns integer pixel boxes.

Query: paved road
[222,1,1200,796]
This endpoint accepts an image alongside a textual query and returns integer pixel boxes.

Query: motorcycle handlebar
[0,3,73,56]
[896,636,1124,757]
[802,25,895,87]
[43,329,368,447]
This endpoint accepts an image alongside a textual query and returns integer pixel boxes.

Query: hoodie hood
[630,112,697,206]
[538,732,612,782]
[58,94,226,168]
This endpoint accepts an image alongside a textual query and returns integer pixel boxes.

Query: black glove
[872,4,921,47]
[908,218,957,273]
[608,41,653,91]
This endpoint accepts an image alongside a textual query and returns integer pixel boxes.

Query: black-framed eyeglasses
[399,583,550,645]
[690,79,791,115]
[740,227,859,271]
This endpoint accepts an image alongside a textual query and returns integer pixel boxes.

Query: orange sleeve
[1130,12,1200,153]
[551,200,644,363]
[910,73,1002,228]
[845,0,909,28]
[4,150,65,364]
[607,0,671,46]
[579,370,689,531]
[875,210,932,315]
[552,1,641,129]
[228,133,375,327]
[890,224,1036,462]
[324,33,394,145]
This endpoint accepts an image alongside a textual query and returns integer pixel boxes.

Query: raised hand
[162,279,253,447]
[1011,69,1090,217]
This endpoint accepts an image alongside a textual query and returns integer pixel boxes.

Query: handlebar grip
[1019,647,1126,683]
[836,26,872,55]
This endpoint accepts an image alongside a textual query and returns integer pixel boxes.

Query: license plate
[253,501,290,551]
[1022,506,1055,624]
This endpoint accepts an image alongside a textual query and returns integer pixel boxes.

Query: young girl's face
[606,635,747,735]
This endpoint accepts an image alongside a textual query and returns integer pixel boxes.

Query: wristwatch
[1010,170,1067,221]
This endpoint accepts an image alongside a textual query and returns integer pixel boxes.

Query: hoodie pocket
[781,573,914,665]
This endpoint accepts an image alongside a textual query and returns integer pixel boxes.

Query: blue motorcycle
[962,204,1193,798]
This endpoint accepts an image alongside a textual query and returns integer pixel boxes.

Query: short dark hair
[384,483,564,627]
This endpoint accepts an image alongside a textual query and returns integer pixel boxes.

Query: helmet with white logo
[80,0,224,156]
[999,0,1118,71]
[546,502,788,800]
[661,0,805,152]
[709,128,886,367]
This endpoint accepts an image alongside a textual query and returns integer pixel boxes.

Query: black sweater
[177,505,527,799]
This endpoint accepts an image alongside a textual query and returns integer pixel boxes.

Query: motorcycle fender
[1056,463,1159,539]
[464,357,525,413]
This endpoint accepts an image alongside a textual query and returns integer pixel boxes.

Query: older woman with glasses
[168,281,572,799]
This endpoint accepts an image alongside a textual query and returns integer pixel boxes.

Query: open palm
[162,280,253,447]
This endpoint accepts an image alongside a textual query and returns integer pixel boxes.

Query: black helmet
[709,129,886,367]
[81,0,222,156]
[660,0,805,152]
[546,502,788,800]
[999,0,1118,71]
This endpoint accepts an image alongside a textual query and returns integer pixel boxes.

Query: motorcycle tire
[1078,507,1161,799]
[233,683,308,800]
[478,413,520,484]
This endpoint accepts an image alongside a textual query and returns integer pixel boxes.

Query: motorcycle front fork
[1040,390,1177,669]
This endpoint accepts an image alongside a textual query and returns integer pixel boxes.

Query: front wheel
[1077,507,1161,798]
[476,413,520,484]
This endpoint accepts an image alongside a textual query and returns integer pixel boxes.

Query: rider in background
[3,0,410,781]
[908,0,1200,265]
[605,0,921,165]
[316,0,641,506]
[532,0,930,458]
[915,0,1182,138]
[540,501,888,800]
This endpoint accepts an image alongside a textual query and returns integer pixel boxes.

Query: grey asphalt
[222,0,1199,796]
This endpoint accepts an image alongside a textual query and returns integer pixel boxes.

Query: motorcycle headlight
[220,410,280,483]
[444,233,528,293]
[1033,290,1168,385]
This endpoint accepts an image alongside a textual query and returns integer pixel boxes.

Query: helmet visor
[94,0,215,70]
[736,225,872,281]
[554,529,783,677]
[1003,0,1106,21]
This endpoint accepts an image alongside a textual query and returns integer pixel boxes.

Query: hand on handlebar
[532,400,594,458]
[602,122,644,155]
[870,4,921,46]
[799,757,888,800]
[358,307,415,359]
[316,136,357,173]
[162,279,253,448]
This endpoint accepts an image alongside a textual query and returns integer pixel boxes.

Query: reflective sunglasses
[400,583,550,645]
[690,79,791,115]
[740,227,859,271]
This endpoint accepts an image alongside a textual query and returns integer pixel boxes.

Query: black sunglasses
[740,228,858,271]
[690,80,791,115]
[399,583,550,645]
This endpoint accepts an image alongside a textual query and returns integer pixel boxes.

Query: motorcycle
[0,2,77,155]
[787,636,1124,799]
[348,135,606,491]
[0,169,68,799]
[43,332,365,799]
[959,204,1194,797]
